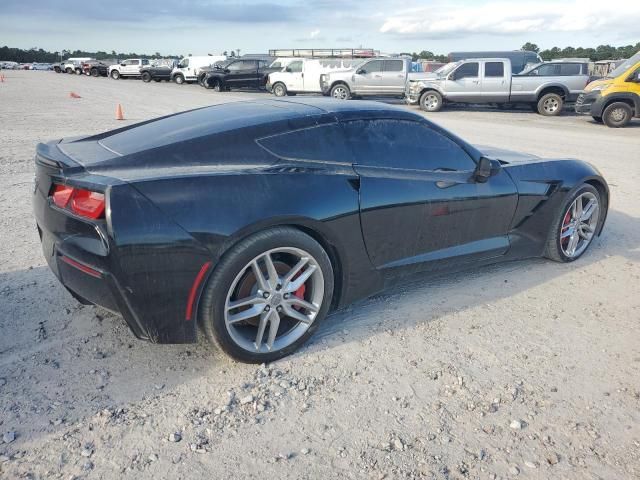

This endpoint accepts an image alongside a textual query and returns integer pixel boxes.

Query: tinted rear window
[559,63,582,75]
[257,124,353,163]
[384,60,404,72]
[485,62,504,77]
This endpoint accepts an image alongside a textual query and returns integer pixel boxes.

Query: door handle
[301,73,304,78]
[472,80,480,84]
[374,75,382,78]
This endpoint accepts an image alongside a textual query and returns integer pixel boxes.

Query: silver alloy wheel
[423,93,440,111]
[224,247,324,353]
[560,192,600,258]
[609,107,627,123]
[273,83,285,97]
[332,85,349,100]
[543,97,560,114]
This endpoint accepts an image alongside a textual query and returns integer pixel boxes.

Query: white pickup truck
[406,58,590,116]
[109,59,150,79]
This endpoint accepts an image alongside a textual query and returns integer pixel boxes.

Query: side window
[453,62,479,79]
[484,62,504,77]
[227,61,242,71]
[257,124,353,163]
[287,61,303,73]
[359,60,383,74]
[131,60,140,66]
[142,59,149,65]
[384,60,404,72]
[343,120,476,171]
[534,64,558,76]
[559,64,581,75]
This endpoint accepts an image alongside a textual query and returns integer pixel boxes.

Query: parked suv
[202,58,279,91]
[406,58,589,115]
[82,60,115,77]
[171,55,226,84]
[575,51,640,127]
[109,59,149,79]
[320,58,412,99]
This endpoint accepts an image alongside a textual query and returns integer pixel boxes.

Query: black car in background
[83,60,115,77]
[33,98,608,363]
[140,64,174,82]
[202,58,279,91]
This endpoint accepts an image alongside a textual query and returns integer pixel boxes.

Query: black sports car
[33,99,608,362]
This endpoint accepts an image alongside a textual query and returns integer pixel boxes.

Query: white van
[266,58,362,96]
[63,57,94,74]
[172,55,226,84]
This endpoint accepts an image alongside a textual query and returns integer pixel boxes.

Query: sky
[1,0,639,56]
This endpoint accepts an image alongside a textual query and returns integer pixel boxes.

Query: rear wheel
[602,102,632,128]
[545,184,602,262]
[272,82,287,97]
[200,227,334,363]
[110,70,120,80]
[419,90,443,112]
[65,67,73,74]
[141,72,152,82]
[330,83,351,100]
[154,78,162,82]
[90,68,99,77]
[75,68,82,75]
[537,93,563,116]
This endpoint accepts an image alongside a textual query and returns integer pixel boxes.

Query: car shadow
[0,209,636,446]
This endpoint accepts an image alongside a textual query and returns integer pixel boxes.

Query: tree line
[2,42,639,64]
[404,42,639,63]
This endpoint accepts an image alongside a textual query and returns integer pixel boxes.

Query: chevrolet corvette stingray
[33,98,608,362]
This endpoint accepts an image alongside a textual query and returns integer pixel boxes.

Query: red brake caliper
[291,271,307,311]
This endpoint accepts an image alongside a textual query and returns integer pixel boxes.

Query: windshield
[606,51,640,78]
[436,61,461,76]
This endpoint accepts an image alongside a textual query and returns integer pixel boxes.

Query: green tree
[521,42,540,53]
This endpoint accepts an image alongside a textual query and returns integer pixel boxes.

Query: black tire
[537,93,564,116]
[110,69,120,80]
[272,82,287,97]
[141,72,152,83]
[602,102,632,128]
[330,83,351,100]
[65,68,73,74]
[544,184,602,263]
[212,80,223,92]
[154,78,162,82]
[90,68,99,77]
[174,73,185,84]
[419,90,443,112]
[592,116,603,123]
[199,227,334,363]
[75,68,82,75]
[54,66,61,73]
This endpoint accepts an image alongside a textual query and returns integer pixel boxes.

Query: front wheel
[419,90,443,112]
[90,68,99,77]
[602,102,632,128]
[110,70,120,80]
[330,83,351,100]
[545,184,602,262]
[272,82,287,97]
[537,93,563,116]
[174,74,185,85]
[200,227,334,363]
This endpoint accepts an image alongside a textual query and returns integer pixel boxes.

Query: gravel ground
[1,70,639,480]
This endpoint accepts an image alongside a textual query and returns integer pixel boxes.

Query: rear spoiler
[35,140,83,172]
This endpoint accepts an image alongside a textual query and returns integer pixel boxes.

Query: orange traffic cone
[69,92,81,98]
[1,74,4,82]
[115,104,124,120]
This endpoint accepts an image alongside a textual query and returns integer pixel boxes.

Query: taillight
[51,184,105,219]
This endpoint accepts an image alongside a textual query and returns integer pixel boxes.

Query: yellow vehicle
[575,51,640,127]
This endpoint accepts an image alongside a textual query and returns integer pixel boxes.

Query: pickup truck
[109,59,150,79]
[319,58,411,99]
[406,59,590,116]
[82,60,115,77]
[201,58,279,91]
[140,65,173,82]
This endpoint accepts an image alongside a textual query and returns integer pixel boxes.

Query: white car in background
[63,57,93,74]
[266,57,361,96]
[109,59,150,79]
[171,55,227,84]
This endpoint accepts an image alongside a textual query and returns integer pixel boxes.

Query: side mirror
[448,73,455,81]
[356,69,365,75]
[224,69,230,73]
[285,67,292,73]
[474,157,500,182]
[636,72,640,82]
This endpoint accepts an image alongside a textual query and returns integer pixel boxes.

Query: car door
[481,61,509,102]
[381,59,406,94]
[345,118,518,271]
[443,61,482,102]
[284,60,304,91]
[352,60,384,94]
[224,60,244,86]
[126,59,140,75]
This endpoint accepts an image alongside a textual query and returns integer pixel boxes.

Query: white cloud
[310,29,321,38]
[380,0,640,38]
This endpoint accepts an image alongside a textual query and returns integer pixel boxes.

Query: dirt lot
[1,70,639,480]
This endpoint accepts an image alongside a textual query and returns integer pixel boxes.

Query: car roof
[92,99,421,157]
